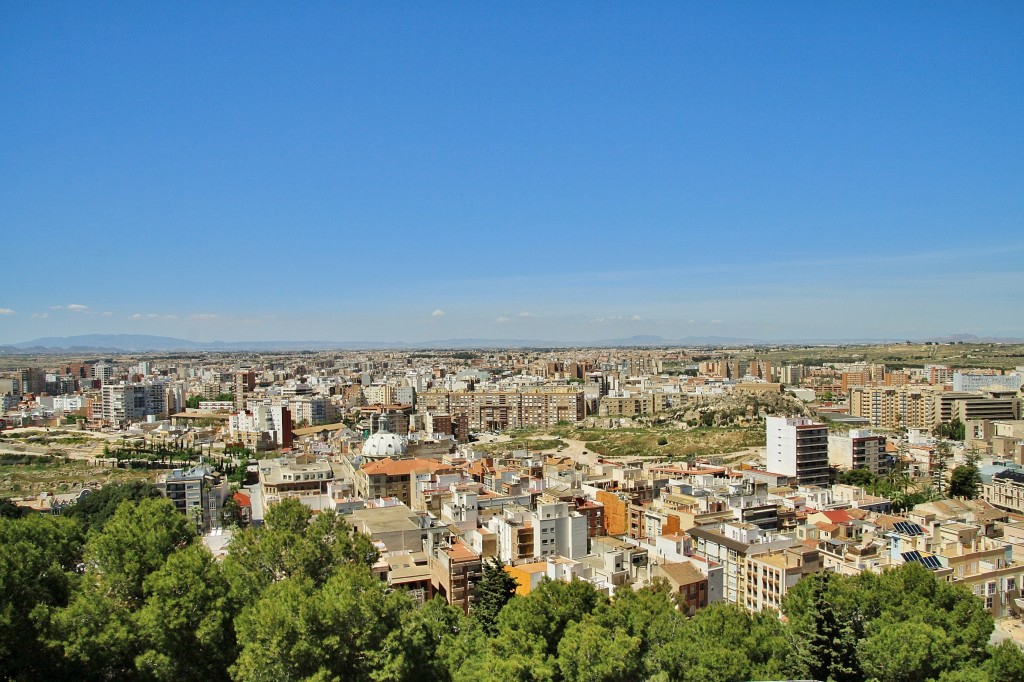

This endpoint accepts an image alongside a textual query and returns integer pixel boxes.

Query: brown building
[653,561,710,616]
[430,540,482,614]
[596,490,630,536]
[356,457,455,506]
[573,497,606,538]
[417,388,585,431]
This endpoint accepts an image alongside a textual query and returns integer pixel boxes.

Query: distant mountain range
[1,332,1022,354]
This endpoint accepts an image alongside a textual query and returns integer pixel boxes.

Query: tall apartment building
[92,363,114,384]
[926,365,953,385]
[766,416,829,486]
[828,430,887,474]
[417,388,584,431]
[848,385,929,430]
[234,370,256,412]
[778,365,804,385]
[101,382,167,426]
[19,368,46,395]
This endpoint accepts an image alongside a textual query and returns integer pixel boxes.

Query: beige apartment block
[847,385,929,430]
[417,387,584,430]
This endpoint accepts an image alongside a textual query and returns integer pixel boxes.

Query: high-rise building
[19,368,46,395]
[766,416,829,486]
[847,385,929,430]
[234,369,256,411]
[101,382,167,426]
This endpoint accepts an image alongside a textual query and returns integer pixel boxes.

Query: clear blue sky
[2,2,1022,343]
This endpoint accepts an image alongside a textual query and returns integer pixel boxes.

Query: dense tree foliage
[834,466,941,512]
[937,418,967,441]
[63,480,162,531]
[0,496,28,519]
[950,464,982,499]
[473,557,519,634]
[3,495,1024,681]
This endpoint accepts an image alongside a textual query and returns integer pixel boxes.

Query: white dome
[362,432,407,458]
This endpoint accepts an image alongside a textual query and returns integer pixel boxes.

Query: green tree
[837,468,877,489]
[782,562,992,679]
[223,498,378,605]
[933,440,953,495]
[495,578,607,658]
[231,566,409,682]
[591,581,685,679]
[185,395,202,409]
[950,464,982,499]
[82,497,194,606]
[0,496,27,518]
[374,596,465,682]
[44,498,195,679]
[557,620,642,682]
[858,620,952,682]
[220,495,245,528]
[983,640,1024,682]
[798,573,860,682]
[63,481,161,531]
[0,514,84,680]
[473,557,519,635]
[134,544,237,681]
[645,603,765,682]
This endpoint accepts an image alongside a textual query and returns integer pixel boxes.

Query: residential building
[101,382,167,426]
[257,454,333,507]
[766,416,829,486]
[156,464,229,532]
[828,430,887,474]
[417,387,585,430]
[430,539,482,614]
[954,372,1022,393]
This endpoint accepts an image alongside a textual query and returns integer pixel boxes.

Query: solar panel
[893,521,924,536]
[902,550,943,571]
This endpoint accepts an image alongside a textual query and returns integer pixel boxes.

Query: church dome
[362,432,407,458]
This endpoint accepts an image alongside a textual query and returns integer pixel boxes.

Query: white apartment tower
[766,416,830,486]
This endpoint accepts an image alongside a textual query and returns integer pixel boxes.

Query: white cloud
[431,309,446,317]
[517,312,533,317]
[710,319,723,325]
[130,312,178,320]
[496,316,510,323]
[101,311,113,317]
[191,313,219,320]
[594,315,643,323]
[0,308,15,315]
[31,312,48,319]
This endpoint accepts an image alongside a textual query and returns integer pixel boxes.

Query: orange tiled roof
[820,509,853,524]
[361,457,450,476]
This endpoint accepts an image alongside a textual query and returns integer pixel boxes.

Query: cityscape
[3,3,1023,682]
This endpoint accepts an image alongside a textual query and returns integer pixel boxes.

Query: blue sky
[2,2,1022,343]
